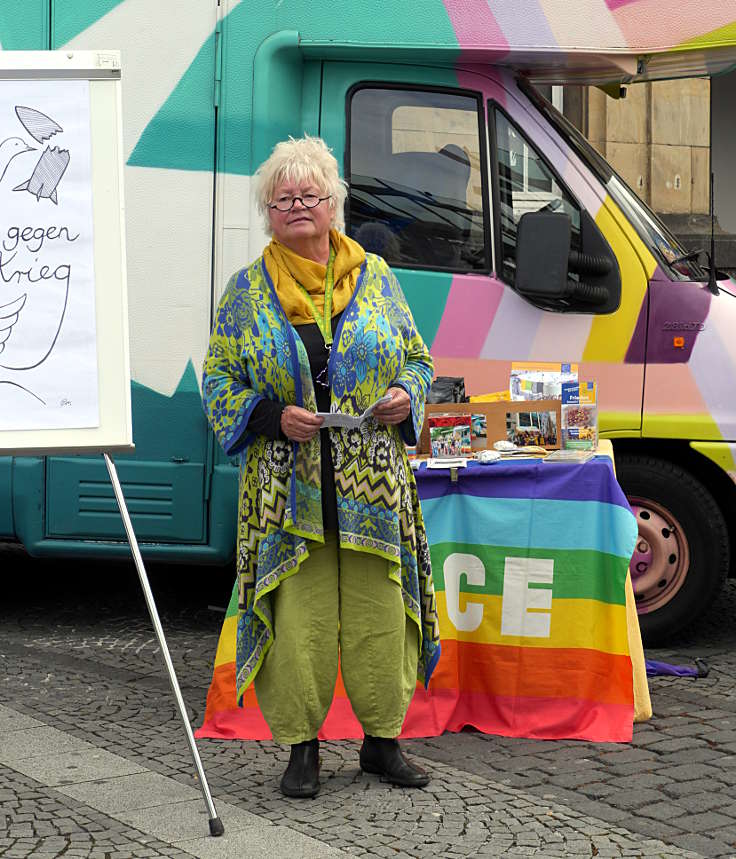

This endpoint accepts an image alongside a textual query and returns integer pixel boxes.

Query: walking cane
[104,453,224,837]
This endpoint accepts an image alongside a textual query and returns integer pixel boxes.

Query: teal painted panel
[51,0,125,48]
[0,1,48,49]
[394,269,453,348]
[249,31,303,169]
[0,457,13,536]
[13,458,236,562]
[301,60,322,139]
[120,361,209,463]
[46,458,205,541]
[128,29,215,171]
[220,0,458,176]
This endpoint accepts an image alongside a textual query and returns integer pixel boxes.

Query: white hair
[254,135,348,235]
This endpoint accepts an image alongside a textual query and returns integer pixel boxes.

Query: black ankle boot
[359,735,430,787]
[280,739,320,798]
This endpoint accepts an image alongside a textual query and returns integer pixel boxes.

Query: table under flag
[196,457,639,743]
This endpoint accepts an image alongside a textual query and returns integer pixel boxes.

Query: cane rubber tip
[209,817,225,837]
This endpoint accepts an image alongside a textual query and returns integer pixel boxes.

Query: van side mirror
[515,211,571,300]
[515,211,610,307]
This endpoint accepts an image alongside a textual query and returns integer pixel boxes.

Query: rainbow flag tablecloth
[196,457,639,743]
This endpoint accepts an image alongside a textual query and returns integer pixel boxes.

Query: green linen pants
[254,531,419,744]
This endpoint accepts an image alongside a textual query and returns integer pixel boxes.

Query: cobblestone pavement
[1,546,735,858]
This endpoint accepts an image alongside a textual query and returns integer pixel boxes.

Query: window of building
[493,107,581,286]
[348,87,489,271]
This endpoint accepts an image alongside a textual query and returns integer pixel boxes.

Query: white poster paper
[0,79,98,431]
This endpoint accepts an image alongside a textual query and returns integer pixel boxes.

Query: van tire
[616,455,729,645]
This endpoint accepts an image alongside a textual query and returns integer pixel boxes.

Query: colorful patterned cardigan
[202,251,441,703]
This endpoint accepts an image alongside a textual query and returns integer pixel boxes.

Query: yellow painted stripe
[643,412,724,441]
[676,22,736,51]
[584,198,657,363]
[436,593,630,655]
[599,411,643,435]
[691,441,736,473]
[214,615,237,667]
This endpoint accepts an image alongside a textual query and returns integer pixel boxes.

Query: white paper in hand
[317,394,392,429]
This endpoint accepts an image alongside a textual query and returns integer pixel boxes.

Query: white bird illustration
[0,294,27,354]
[0,137,35,183]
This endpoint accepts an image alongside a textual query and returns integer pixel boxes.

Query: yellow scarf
[263,229,366,326]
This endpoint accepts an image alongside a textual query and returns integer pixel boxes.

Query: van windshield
[519,78,706,282]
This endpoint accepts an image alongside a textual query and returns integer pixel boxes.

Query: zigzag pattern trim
[258,481,287,530]
[337,460,397,507]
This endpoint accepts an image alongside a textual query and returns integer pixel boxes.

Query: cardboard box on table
[418,399,562,455]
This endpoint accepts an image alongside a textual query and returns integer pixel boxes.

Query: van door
[320,63,650,435]
[38,0,217,546]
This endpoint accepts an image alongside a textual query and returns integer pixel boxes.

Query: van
[1,1,735,641]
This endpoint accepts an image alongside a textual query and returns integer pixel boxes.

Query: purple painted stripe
[482,0,558,50]
[416,458,631,509]
[605,0,642,9]
[646,279,711,364]
[624,292,648,364]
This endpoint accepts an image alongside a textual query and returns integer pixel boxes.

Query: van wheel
[616,455,729,644]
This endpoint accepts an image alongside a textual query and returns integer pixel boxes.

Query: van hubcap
[629,497,690,614]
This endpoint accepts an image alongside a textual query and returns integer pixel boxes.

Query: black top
[245,311,344,531]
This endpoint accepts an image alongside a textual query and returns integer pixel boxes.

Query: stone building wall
[584,78,710,216]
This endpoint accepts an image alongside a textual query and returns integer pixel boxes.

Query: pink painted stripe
[644,364,709,416]
[442,0,509,52]
[580,362,644,424]
[432,356,510,397]
[431,275,504,357]
[455,66,509,106]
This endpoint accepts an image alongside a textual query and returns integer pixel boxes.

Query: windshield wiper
[670,248,703,265]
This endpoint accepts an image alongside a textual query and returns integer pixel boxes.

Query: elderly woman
[202,135,439,798]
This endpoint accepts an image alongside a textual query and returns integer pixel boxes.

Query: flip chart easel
[0,51,223,838]
[104,454,223,837]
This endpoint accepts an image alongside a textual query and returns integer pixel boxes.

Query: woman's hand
[372,386,411,425]
[280,405,324,442]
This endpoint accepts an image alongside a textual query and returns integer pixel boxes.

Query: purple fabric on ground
[645,659,700,677]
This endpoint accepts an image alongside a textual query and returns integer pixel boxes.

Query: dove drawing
[0,293,26,354]
[13,145,70,204]
[0,137,34,183]
[15,105,63,143]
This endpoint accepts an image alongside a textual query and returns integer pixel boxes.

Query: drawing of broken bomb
[14,146,70,204]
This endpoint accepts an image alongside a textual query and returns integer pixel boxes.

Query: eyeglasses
[268,194,331,212]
